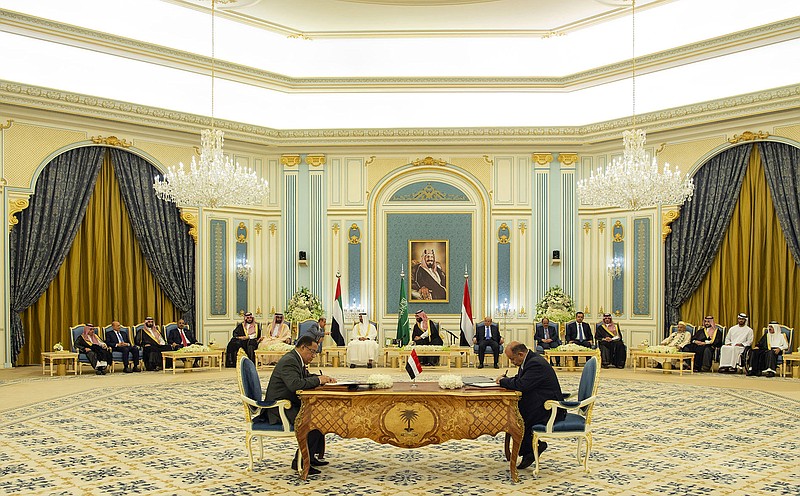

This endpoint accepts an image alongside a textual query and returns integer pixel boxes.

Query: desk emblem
[382,401,436,447]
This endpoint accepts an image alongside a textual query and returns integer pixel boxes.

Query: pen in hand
[319,369,324,376]
[503,369,508,377]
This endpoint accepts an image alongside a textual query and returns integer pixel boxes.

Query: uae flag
[460,278,474,346]
[406,349,422,379]
[396,274,410,346]
[330,277,346,346]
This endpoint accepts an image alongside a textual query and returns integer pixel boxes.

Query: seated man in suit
[105,321,140,373]
[298,317,327,353]
[565,312,594,348]
[256,335,337,475]
[535,318,561,365]
[76,323,113,375]
[168,319,201,367]
[473,316,503,369]
[226,312,263,367]
[496,341,565,470]
[135,317,173,371]
[595,313,626,369]
[412,310,444,365]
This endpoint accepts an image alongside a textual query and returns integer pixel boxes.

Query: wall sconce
[236,259,252,281]
[607,257,623,279]
[344,298,365,322]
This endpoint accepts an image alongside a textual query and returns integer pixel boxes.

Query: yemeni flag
[460,277,474,346]
[396,274,410,346]
[330,276,346,346]
[406,349,422,379]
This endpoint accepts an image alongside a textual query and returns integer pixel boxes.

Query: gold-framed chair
[532,356,600,476]
[759,325,794,376]
[236,355,296,471]
[70,323,111,374]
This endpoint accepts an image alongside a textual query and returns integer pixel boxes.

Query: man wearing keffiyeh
[75,323,113,375]
[686,315,724,372]
[412,310,444,365]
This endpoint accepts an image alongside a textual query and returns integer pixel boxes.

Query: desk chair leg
[246,433,255,471]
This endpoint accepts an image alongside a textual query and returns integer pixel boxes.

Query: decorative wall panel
[284,172,298,304]
[235,221,249,315]
[348,223,362,309]
[390,181,468,202]
[611,218,625,317]
[386,213,472,315]
[497,222,511,306]
[310,172,324,298]
[633,217,651,316]
[209,219,227,316]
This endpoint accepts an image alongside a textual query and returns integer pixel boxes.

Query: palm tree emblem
[399,409,419,432]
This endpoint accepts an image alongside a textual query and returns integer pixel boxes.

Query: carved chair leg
[246,433,254,471]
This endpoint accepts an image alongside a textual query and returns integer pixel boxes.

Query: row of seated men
[660,313,792,376]
[74,317,198,374]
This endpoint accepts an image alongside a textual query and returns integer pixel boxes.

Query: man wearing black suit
[473,316,503,369]
[535,318,562,365]
[256,335,337,475]
[565,312,594,348]
[105,321,140,373]
[497,341,565,470]
[168,319,201,367]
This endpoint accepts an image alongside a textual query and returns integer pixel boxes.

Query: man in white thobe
[347,313,379,368]
[718,313,753,373]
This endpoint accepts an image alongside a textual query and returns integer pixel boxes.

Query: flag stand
[411,378,417,388]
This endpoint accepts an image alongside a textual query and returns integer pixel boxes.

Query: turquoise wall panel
[611,219,625,316]
[235,221,248,315]
[497,222,511,305]
[348,223,362,307]
[209,219,227,315]
[633,218,651,316]
[390,181,469,201]
[386,213,472,315]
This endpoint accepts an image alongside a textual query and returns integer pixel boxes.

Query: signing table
[631,351,694,375]
[41,351,79,376]
[160,350,224,374]
[296,382,524,481]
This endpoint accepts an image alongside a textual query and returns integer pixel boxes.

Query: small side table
[41,352,79,377]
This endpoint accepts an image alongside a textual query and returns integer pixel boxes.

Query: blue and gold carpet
[1,372,799,495]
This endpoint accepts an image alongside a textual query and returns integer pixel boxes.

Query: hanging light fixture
[154,0,268,208]
[577,0,694,211]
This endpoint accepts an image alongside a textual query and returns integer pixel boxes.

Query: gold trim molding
[280,154,301,167]
[8,197,30,232]
[662,208,681,242]
[532,153,553,166]
[365,156,376,166]
[91,135,132,148]
[557,153,578,167]
[412,156,447,167]
[269,223,277,236]
[306,154,326,167]
[728,130,770,143]
[179,209,198,243]
[482,155,494,166]
[0,119,13,130]
[583,222,590,234]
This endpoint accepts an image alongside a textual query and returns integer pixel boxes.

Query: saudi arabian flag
[330,277,346,346]
[396,275,410,346]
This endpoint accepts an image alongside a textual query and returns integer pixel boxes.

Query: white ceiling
[0,0,798,130]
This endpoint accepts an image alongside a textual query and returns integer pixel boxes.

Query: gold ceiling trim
[1,80,798,148]
[728,130,771,144]
[2,9,798,92]
[91,135,132,148]
[412,156,447,167]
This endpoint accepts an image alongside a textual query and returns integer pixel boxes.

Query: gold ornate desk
[296,382,524,481]
[41,352,79,376]
[631,351,694,375]
[543,350,600,370]
[160,350,224,374]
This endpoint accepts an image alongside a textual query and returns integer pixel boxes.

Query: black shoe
[654,363,662,369]
[494,364,499,369]
[350,364,356,368]
[367,362,373,369]
[701,367,711,372]
[718,367,728,373]
[96,369,103,375]
[766,371,775,378]
[517,454,535,469]
[537,441,548,454]
[124,366,133,373]
[602,364,610,369]
[477,363,484,369]
[615,365,625,369]
[133,365,141,372]
[310,457,329,466]
[193,359,201,367]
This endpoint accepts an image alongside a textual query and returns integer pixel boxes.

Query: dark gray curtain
[108,149,196,328]
[758,141,800,266]
[663,143,754,329]
[9,147,104,363]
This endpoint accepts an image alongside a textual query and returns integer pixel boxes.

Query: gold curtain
[681,146,800,351]
[19,151,180,364]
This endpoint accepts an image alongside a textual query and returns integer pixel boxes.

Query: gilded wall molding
[305,154,326,167]
[280,154,301,167]
[557,153,578,167]
[179,208,198,243]
[4,8,798,91]
[0,119,13,130]
[412,156,447,166]
[482,155,494,166]
[532,153,553,166]
[728,130,770,143]
[8,196,30,231]
[365,156,376,166]
[662,208,681,242]
[0,79,798,147]
[90,135,132,148]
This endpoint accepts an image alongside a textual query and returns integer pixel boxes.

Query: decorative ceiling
[0,0,798,132]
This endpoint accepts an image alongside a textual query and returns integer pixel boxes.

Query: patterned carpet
[2,371,800,496]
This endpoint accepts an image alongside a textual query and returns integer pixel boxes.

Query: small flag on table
[406,349,422,380]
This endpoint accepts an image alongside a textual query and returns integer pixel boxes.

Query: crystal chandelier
[577,0,694,211]
[153,0,268,208]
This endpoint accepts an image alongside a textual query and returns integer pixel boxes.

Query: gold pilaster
[280,154,301,167]
[532,153,553,166]
[557,153,578,167]
[306,154,326,167]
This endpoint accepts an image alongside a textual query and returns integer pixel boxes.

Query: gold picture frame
[409,240,449,303]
